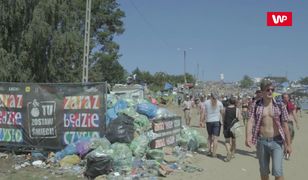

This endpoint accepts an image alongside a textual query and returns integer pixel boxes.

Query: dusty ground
[0,157,79,180]
[0,104,307,180]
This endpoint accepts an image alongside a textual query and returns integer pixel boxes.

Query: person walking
[198,95,206,128]
[223,97,242,162]
[241,97,249,125]
[282,93,299,144]
[182,95,193,126]
[246,80,292,180]
[203,92,224,158]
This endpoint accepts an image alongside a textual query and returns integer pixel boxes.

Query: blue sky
[114,0,308,82]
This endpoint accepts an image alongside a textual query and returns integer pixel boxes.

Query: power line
[128,0,171,49]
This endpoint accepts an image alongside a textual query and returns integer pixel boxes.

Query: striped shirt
[248,98,289,145]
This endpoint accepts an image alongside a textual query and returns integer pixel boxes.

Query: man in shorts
[246,80,292,180]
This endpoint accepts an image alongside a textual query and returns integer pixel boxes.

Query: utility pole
[197,63,199,81]
[183,50,187,84]
[202,69,204,81]
[178,48,192,84]
[82,0,92,83]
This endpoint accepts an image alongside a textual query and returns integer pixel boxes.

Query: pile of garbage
[4,95,207,179]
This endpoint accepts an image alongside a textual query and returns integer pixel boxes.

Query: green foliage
[0,0,125,83]
[130,68,196,91]
[239,75,254,88]
[89,53,125,85]
[299,77,308,85]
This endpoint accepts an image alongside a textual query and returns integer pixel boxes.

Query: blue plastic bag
[106,108,118,126]
[136,103,158,119]
[114,100,128,112]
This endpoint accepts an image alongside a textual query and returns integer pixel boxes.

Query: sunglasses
[266,88,275,92]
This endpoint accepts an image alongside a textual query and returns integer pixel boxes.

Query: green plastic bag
[146,149,164,163]
[90,137,111,150]
[111,143,133,172]
[129,134,149,157]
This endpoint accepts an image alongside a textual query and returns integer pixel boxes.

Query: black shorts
[206,121,221,137]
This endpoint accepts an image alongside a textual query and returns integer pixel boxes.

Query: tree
[299,77,308,85]
[0,0,125,83]
[240,75,254,88]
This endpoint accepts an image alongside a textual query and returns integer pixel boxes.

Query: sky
[114,0,308,82]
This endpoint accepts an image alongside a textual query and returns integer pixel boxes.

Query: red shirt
[286,101,295,114]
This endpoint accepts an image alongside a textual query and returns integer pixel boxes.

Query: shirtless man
[246,80,292,180]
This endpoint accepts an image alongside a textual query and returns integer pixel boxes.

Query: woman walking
[223,97,242,162]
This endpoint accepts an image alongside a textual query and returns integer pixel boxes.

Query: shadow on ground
[218,140,257,159]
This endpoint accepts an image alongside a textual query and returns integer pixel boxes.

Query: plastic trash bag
[155,107,176,119]
[122,98,137,107]
[84,154,113,179]
[59,155,81,167]
[114,100,128,113]
[107,94,118,109]
[129,134,150,157]
[179,126,206,151]
[89,137,111,150]
[111,143,133,172]
[86,146,114,159]
[146,149,164,163]
[121,107,139,118]
[133,114,151,133]
[64,143,77,155]
[106,108,118,126]
[105,114,135,144]
[55,143,77,161]
[76,138,91,157]
[145,130,161,141]
[136,103,158,119]
[121,107,151,133]
[192,131,207,148]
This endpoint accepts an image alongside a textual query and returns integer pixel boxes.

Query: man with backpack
[246,79,292,180]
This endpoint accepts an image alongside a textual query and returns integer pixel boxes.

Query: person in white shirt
[182,95,193,126]
[203,92,224,157]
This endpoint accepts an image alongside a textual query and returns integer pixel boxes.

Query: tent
[164,82,173,91]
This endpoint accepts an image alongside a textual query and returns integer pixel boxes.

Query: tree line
[1,1,305,90]
[0,0,125,83]
[0,0,195,91]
